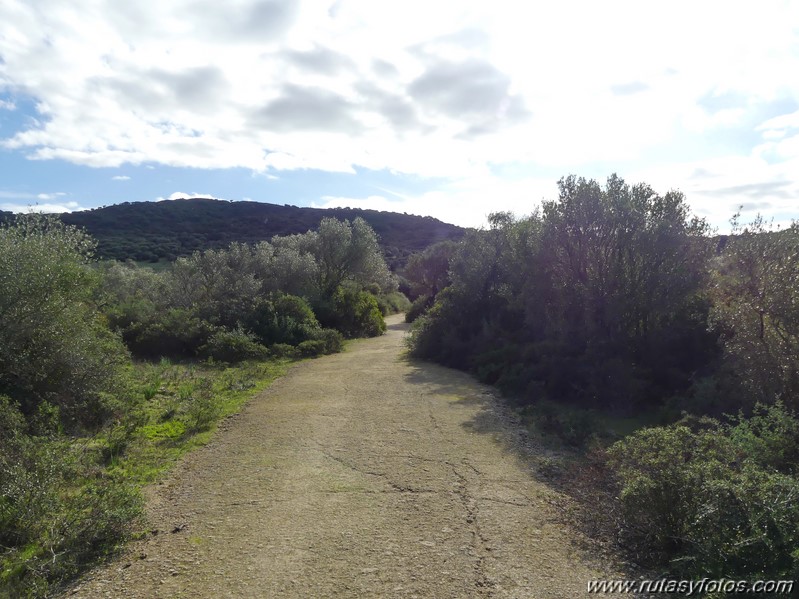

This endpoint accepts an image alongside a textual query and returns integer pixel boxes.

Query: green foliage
[247,294,322,347]
[375,290,411,316]
[403,239,458,299]
[111,305,214,359]
[312,328,345,355]
[0,398,141,595]
[520,400,599,447]
[61,198,465,269]
[320,287,386,339]
[709,216,799,408]
[410,176,716,410]
[405,294,433,323]
[0,214,130,428]
[199,328,269,363]
[607,404,799,578]
[309,217,397,296]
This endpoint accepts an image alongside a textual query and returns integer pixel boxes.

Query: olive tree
[0,215,128,426]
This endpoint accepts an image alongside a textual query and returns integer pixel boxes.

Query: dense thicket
[59,198,465,269]
[411,175,717,412]
[407,174,799,580]
[102,216,398,362]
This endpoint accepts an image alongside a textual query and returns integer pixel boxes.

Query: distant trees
[402,240,458,322]
[101,217,398,359]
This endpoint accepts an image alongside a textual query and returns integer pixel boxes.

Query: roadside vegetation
[405,174,799,584]
[0,214,404,596]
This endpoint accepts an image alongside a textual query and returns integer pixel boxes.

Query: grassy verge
[109,358,290,485]
[1,357,290,597]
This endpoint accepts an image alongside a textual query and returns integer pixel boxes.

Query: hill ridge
[54,197,466,268]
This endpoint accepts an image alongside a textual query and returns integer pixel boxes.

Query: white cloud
[315,174,557,228]
[1,200,81,213]
[0,99,15,110]
[157,191,219,201]
[112,175,130,181]
[36,192,67,201]
[0,0,797,227]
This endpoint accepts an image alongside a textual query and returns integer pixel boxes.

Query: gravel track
[65,315,622,598]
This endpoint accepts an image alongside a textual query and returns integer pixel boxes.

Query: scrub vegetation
[0,213,404,596]
[405,174,799,582]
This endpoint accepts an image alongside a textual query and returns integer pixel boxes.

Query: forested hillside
[56,198,465,269]
[405,174,799,583]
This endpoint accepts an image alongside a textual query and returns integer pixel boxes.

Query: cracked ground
[65,315,623,598]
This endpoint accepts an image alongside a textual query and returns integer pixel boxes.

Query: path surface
[67,315,621,598]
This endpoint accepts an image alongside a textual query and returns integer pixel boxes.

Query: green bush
[318,287,386,339]
[268,343,299,359]
[404,294,433,323]
[312,328,344,354]
[607,405,799,578]
[0,215,130,429]
[297,339,327,357]
[198,328,268,363]
[112,305,214,359]
[247,294,322,347]
[0,405,141,596]
[375,291,411,316]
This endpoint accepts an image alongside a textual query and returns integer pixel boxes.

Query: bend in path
[67,315,622,598]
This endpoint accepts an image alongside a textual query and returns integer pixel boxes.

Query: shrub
[0,421,141,596]
[247,294,322,347]
[318,287,386,339]
[181,378,219,434]
[269,343,299,359]
[376,291,411,316]
[198,328,268,363]
[404,294,433,323]
[0,215,130,429]
[312,328,345,354]
[607,406,799,578]
[113,305,214,359]
[297,339,327,357]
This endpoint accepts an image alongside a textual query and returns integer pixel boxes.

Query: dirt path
[66,315,621,598]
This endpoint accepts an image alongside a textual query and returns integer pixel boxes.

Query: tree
[311,217,395,297]
[710,215,799,407]
[0,215,128,427]
[403,240,459,299]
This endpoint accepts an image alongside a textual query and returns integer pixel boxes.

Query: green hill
[56,198,465,269]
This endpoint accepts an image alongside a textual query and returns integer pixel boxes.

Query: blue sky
[1,0,798,230]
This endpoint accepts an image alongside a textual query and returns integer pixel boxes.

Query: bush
[0,215,130,429]
[247,294,322,347]
[112,305,214,359]
[607,405,799,578]
[317,287,386,339]
[404,294,433,323]
[269,343,299,359]
[0,413,141,596]
[375,291,411,316]
[198,328,268,363]
[297,339,327,357]
[312,328,345,354]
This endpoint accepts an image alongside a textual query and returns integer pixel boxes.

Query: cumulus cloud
[112,175,130,181]
[1,200,81,213]
[0,0,797,226]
